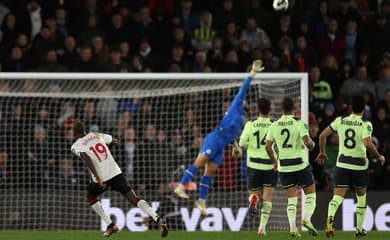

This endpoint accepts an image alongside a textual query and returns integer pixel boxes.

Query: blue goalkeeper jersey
[215,76,252,144]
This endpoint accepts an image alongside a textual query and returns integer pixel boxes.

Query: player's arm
[299,121,315,151]
[238,123,250,149]
[111,138,119,145]
[80,152,106,189]
[315,127,333,165]
[303,136,315,151]
[265,140,277,171]
[363,137,385,165]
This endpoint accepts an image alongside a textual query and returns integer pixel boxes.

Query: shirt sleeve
[329,117,340,132]
[362,121,373,139]
[299,120,309,138]
[101,133,113,144]
[266,123,275,142]
[239,122,250,148]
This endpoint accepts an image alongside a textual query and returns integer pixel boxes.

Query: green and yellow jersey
[330,114,373,171]
[266,115,309,173]
[239,117,273,170]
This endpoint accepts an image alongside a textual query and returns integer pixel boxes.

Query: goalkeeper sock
[180,164,197,185]
[303,192,316,222]
[137,199,159,222]
[260,201,272,229]
[199,175,212,200]
[91,201,112,225]
[327,195,344,219]
[356,194,367,231]
[287,197,298,230]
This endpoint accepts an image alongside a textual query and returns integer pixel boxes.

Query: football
[273,0,289,11]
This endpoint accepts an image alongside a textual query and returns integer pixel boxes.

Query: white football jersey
[71,132,122,182]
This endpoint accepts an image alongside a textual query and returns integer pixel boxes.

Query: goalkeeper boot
[354,229,367,238]
[194,199,208,215]
[157,216,169,238]
[103,223,119,237]
[257,226,266,237]
[325,216,335,238]
[248,194,258,217]
[302,220,318,236]
[174,185,189,199]
[290,228,302,238]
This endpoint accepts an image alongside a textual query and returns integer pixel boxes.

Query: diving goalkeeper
[174,60,264,215]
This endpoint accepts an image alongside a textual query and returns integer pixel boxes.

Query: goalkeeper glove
[250,59,265,78]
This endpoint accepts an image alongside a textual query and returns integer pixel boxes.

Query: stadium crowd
[0,0,389,193]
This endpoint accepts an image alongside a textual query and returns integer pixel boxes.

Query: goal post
[0,72,308,231]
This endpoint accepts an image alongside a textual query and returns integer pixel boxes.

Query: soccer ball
[273,0,289,11]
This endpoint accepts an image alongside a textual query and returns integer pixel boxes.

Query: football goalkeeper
[174,60,264,215]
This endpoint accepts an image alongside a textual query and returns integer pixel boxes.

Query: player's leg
[300,167,318,236]
[280,171,300,237]
[175,153,209,199]
[111,174,168,237]
[87,182,118,237]
[195,160,218,215]
[353,169,369,237]
[326,167,349,237]
[247,168,262,217]
[258,186,274,237]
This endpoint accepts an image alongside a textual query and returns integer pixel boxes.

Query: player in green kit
[265,97,317,237]
[239,98,277,237]
[316,94,385,238]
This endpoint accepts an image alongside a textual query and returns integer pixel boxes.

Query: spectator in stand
[106,13,129,47]
[222,21,240,51]
[214,0,239,32]
[74,0,101,35]
[80,100,98,132]
[77,15,105,46]
[134,5,157,50]
[193,51,209,72]
[310,66,333,109]
[2,46,26,72]
[165,44,191,72]
[95,83,118,132]
[91,36,109,69]
[34,50,67,72]
[15,33,30,55]
[0,3,9,27]
[30,25,59,63]
[340,65,375,101]
[321,54,341,93]
[336,0,363,29]
[344,19,366,66]
[130,55,144,72]
[0,148,9,187]
[241,17,272,50]
[72,45,97,72]
[295,35,319,70]
[318,17,346,64]
[123,127,136,182]
[191,10,216,52]
[377,89,390,122]
[179,0,199,35]
[1,14,20,53]
[220,49,241,72]
[18,0,43,41]
[104,47,130,72]
[119,41,131,63]
[54,159,79,189]
[309,0,330,40]
[138,38,160,71]
[208,37,224,71]
[376,67,390,102]
[369,13,389,64]
[271,14,294,49]
[58,36,78,70]
[55,7,69,37]
[373,107,390,154]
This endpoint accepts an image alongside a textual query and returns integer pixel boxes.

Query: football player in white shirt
[71,122,168,238]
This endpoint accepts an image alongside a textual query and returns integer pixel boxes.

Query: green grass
[1,231,390,240]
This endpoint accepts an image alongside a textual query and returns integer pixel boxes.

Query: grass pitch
[1,231,390,240]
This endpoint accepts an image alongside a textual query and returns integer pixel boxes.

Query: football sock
[91,201,112,225]
[180,164,197,185]
[328,194,343,218]
[303,192,316,222]
[199,175,212,200]
[137,199,159,222]
[260,201,272,229]
[356,193,367,231]
[287,197,298,230]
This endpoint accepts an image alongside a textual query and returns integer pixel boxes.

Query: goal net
[0,72,308,231]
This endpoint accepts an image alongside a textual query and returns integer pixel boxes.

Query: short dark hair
[73,121,86,136]
[282,97,295,112]
[351,94,365,113]
[258,98,271,115]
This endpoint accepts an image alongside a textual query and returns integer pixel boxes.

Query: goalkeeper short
[199,130,225,166]
[247,168,278,190]
[334,167,369,189]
